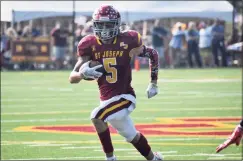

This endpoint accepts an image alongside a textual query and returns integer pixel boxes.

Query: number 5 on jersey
[103,58,117,83]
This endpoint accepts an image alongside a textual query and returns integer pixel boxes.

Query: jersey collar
[95,36,117,45]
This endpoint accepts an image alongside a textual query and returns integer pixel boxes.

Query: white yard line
[1,107,240,116]
[142,107,239,111]
[194,153,224,157]
[1,116,158,122]
[0,140,225,146]
[149,138,225,141]
[0,138,225,146]
[128,151,177,154]
[207,156,242,160]
[5,153,242,160]
[28,144,71,147]
[159,78,241,83]
[1,101,181,109]
[1,118,89,123]
[61,146,101,149]
[1,94,242,102]
[94,148,137,152]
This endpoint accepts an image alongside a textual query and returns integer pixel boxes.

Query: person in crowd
[211,18,228,67]
[31,24,41,37]
[22,25,32,38]
[74,25,84,50]
[50,21,70,70]
[151,19,169,68]
[1,27,18,69]
[81,21,93,37]
[16,24,23,37]
[199,21,214,67]
[169,22,185,68]
[227,27,240,46]
[1,30,8,69]
[186,21,202,68]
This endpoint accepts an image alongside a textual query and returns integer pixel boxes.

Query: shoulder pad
[122,30,143,47]
[77,35,97,57]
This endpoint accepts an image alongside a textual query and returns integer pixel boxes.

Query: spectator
[241,24,243,42]
[1,30,8,55]
[1,30,8,69]
[50,22,70,70]
[186,21,202,68]
[81,21,93,37]
[151,19,169,68]
[75,25,84,50]
[32,25,41,37]
[22,25,32,38]
[211,18,228,67]
[169,22,185,68]
[227,27,240,46]
[199,21,214,67]
[16,24,23,37]
[2,27,17,69]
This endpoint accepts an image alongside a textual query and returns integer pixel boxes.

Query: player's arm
[69,35,103,84]
[131,45,159,84]
[129,31,159,98]
[130,44,159,98]
[69,55,91,84]
[216,119,243,153]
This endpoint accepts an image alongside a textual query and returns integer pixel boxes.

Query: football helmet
[92,5,121,41]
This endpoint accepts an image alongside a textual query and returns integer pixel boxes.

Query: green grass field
[1,68,242,160]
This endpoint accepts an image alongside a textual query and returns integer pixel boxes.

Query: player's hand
[79,61,103,79]
[146,83,158,99]
[216,125,243,153]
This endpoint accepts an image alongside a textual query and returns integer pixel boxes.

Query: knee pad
[117,126,138,142]
[108,114,137,142]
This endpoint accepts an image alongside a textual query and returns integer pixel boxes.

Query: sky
[1,1,233,22]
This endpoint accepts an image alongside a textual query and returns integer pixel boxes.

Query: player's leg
[187,41,193,68]
[108,107,162,160]
[211,40,219,67]
[90,98,133,160]
[216,119,243,153]
[218,40,228,67]
[194,43,202,68]
[91,118,115,160]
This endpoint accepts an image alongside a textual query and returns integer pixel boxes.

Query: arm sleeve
[138,46,159,81]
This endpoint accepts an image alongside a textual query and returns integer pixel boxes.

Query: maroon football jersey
[77,30,143,101]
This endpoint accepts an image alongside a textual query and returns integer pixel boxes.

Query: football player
[69,5,162,160]
[216,119,243,153]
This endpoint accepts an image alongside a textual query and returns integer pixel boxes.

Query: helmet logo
[99,17,109,21]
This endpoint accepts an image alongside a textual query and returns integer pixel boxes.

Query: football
[89,60,106,74]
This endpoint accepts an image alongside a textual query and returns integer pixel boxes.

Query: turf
[1,68,242,160]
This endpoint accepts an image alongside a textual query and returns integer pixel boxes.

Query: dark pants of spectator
[187,41,202,68]
[211,39,228,67]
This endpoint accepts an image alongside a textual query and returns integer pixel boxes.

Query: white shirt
[199,27,212,48]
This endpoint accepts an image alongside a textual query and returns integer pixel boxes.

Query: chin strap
[138,46,159,81]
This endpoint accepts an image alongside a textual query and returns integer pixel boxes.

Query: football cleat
[153,152,163,160]
[106,155,117,160]
[216,125,243,153]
